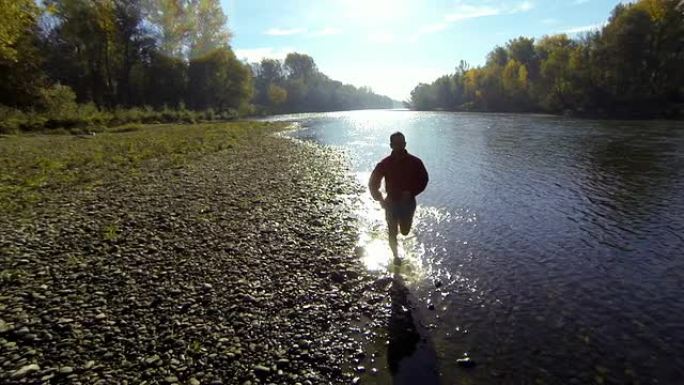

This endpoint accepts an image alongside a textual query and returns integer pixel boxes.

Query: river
[266,110,684,384]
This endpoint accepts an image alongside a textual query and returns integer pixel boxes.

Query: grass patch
[103,222,120,241]
[0,121,285,215]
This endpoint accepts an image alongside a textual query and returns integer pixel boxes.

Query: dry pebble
[0,132,391,384]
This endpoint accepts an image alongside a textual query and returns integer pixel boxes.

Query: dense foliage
[408,0,684,118]
[251,54,393,113]
[0,0,392,132]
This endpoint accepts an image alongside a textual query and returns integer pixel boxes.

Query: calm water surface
[268,110,684,384]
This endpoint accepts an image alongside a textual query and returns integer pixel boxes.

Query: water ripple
[280,110,684,384]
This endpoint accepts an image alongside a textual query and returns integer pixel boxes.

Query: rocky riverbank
[0,126,392,384]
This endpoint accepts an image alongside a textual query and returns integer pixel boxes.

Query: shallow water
[267,110,684,384]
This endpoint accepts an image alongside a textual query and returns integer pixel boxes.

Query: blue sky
[222,0,631,101]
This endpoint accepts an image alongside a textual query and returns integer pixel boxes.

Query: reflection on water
[352,171,429,282]
[273,110,684,384]
[352,170,468,295]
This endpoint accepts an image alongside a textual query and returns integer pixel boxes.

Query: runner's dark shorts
[385,198,417,222]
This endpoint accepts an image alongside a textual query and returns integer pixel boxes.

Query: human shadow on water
[387,265,441,385]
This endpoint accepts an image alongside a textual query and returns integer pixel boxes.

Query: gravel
[0,132,391,384]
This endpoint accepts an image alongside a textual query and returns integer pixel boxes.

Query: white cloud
[512,1,534,12]
[561,23,604,34]
[410,22,450,42]
[445,1,534,22]
[419,23,450,36]
[310,27,342,37]
[339,0,412,24]
[233,47,293,63]
[445,4,502,21]
[263,27,307,36]
[411,1,534,42]
[368,31,396,44]
[262,26,342,38]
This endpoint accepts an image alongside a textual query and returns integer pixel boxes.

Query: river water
[267,110,684,384]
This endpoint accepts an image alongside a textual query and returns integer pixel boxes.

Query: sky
[222,0,633,101]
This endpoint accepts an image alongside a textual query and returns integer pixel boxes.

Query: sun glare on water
[353,171,428,283]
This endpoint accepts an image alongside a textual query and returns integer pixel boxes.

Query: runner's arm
[368,163,385,202]
[413,159,429,196]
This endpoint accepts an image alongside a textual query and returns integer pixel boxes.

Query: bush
[1,98,232,132]
[78,103,110,128]
[39,84,83,129]
[203,108,215,122]
[140,106,159,124]
[237,103,255,117]
[177,102,196,124]
[219,109,238,120]
[0,106,26,134]
[40,84,78,119]
[22,111,48,131]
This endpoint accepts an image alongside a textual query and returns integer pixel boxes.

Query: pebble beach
[0,127,396,384]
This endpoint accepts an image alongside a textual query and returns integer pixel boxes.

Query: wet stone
[145,355,161,365]
[254,365,271,375]
[456,357,477,368]
[11,363,40,378]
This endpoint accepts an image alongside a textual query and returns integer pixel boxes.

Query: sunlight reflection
[281,125,487,306]
[352,171,430,283]
[351,169,485,303]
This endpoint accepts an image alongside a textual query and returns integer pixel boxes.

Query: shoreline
[252,107,684,122]
[406,108,684,121]
[0,124,393,384]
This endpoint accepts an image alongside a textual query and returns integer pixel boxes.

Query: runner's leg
[398,198,417,236]
[386,206,399,258]
[399,217,413,236]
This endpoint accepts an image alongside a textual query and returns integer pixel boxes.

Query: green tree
[145,0,193,58]
[536,34,577,111]
[410,83,436,110]
[188,0,231,58]
[143,51,187,108]
[43,0,120,106]
[407,0,683,117]
[253,58,284,107]
[187,47,251,111]
[284,53,318,81]
[502,59,529,110]
[113,0,150,106]
[0,0,40,62]
[0,0,44,107]
[596,0,684,114]
[267,84,287,107]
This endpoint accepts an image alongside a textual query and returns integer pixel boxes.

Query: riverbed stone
[0,128,390,384]
[59,366,74,374]
[11,363,40,378]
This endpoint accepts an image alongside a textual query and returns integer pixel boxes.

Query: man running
[369,132,429,263]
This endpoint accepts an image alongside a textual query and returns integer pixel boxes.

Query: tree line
[408,0,684,118]
[250,54,393,113]
[0,0,392,132]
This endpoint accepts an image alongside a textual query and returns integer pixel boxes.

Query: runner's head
[390,132,406,151]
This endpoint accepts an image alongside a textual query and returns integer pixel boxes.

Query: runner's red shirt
[369,150,429,203]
